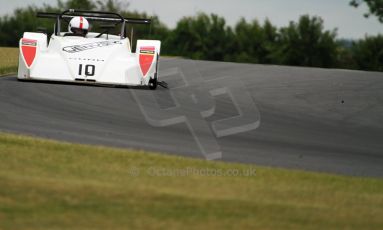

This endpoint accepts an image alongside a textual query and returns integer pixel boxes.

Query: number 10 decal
[78,64,95,76]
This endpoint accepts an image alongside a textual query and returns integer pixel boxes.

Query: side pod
[136,40,161,88]
[18,32,47,79]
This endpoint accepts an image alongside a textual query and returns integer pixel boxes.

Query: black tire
[148,75,157,90]
[149,54,160,90]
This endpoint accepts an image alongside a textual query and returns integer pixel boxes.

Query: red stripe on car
[21,39,37,68]
[140,46,155,51]
[79,17,83,29]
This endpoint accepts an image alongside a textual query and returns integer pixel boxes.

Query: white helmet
[68,16,89,35]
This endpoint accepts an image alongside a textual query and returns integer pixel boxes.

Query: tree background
[350,0,383,22]
[0,0,382,72]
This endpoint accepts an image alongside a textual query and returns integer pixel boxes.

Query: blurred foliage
[0,0,382,71]
[350,0,383,22]
[351,35,383,71]
[165,13,231,60]
[274,16,338,68]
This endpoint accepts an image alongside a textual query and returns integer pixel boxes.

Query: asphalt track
[1,58,383,177]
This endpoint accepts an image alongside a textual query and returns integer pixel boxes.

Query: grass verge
[0,132,382,230]
[0,47,18,76]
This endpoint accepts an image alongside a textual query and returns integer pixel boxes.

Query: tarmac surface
[1,58,383,177]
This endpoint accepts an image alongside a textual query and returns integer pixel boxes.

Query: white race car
[18,9,166,89]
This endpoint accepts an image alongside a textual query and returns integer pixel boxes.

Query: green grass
[0,132,382,230]
[0,47,18,76]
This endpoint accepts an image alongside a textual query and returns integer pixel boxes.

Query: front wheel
[148,75,157,90]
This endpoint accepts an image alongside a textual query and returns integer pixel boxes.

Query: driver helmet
[68,16,89,36]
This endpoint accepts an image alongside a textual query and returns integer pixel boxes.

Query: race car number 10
[78,64,95,76]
